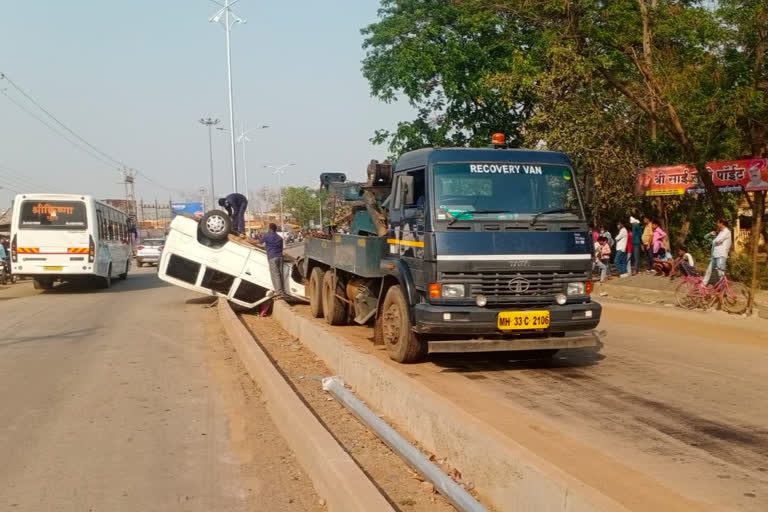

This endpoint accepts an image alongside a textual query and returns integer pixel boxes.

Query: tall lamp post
[209,0,246,193]
[265,163,295,229]
[218,123,269,211]
[198,117,220,208]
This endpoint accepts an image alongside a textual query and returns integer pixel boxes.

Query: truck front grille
[441,270,588,305]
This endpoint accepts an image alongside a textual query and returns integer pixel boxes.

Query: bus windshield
[433,163,584,222]
[19,200,88,230]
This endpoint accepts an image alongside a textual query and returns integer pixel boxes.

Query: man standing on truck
[260,223,285,298]
[218,193,248,236]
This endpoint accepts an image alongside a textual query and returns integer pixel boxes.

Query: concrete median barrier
[218,300,394,512]
[272,302,631,512]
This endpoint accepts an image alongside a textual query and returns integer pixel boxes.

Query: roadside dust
[240,313,469,512]
[202,307,323,511]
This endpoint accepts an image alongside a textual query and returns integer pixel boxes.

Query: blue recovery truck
[302,146,601,363]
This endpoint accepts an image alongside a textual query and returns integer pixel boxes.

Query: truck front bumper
[412,301,602,353]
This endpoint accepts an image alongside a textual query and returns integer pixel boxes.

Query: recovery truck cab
[304,146,601,363]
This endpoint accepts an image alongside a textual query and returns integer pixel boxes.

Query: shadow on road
[40,271,169,295]
[0,327,100,348]
[428,342,605,373]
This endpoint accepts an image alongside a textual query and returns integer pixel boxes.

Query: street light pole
[236,124,269,213]
[209,0,246,193]
[264,163,296,229]
[198,117,220,209]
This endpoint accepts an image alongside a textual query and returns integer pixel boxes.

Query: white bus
[10,194,133,289]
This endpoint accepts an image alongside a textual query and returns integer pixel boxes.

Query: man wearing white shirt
[615,221,629,277]
[702,218,732,285]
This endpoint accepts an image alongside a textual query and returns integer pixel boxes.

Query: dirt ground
[272,300,768,512]
[203,306,324,511]
[241,313,482,512]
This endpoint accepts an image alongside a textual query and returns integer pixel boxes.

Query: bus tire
[322,271,347,326]
[200,210,231,241]
[381,285,426,363]
[118,260,129,280]
[308,267,324,318]
[33,277,53,290]
[101,265,112,289]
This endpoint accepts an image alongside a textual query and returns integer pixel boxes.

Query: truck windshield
[433,163,583,222]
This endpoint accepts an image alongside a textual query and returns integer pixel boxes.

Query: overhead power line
[0,72,183,196]
[0,72,128,169]
[0,89,119,170]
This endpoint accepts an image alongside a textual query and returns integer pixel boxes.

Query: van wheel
[381,285,426,363]
[322,271,347,325]
[200,210,231,240]
[308,267,325,318]
[33,277,54,290]
[119,260,129,280]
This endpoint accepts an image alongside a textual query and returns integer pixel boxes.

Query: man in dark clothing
[260,223,285,297]
[218,193,248,235]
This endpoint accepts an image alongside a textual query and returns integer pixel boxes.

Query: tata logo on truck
[508,277,531,293]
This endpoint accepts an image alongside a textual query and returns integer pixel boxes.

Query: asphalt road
[289,300,768,511]
[0,268,319,511]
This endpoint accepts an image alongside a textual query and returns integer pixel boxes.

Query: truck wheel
[33,277,54,290]
[308,267,325,318]
[322,271,347,325]
[381,285,426,363]
[199,210,231,241]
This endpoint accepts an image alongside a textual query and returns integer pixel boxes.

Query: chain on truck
[302,134,601,363]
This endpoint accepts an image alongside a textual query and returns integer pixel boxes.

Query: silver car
[136,239,165,267]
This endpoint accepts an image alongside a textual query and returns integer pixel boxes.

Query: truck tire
[322,271,347,325]
[199,210,231,241]
[33,277,54,290]
[381,285,426,363]
[308,267,324,318]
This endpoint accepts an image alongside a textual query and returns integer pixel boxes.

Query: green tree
[280,186,323,229]
[362,0,540,156]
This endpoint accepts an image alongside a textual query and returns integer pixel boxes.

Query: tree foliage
[280,186,324,228]
[362,0,539,155]
[364,0,768,228]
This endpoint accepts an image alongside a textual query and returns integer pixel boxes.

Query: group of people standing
[592,216,732,285]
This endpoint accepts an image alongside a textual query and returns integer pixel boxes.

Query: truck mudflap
[426,330,600,354]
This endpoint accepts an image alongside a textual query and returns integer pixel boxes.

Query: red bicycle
[674,274,750,314]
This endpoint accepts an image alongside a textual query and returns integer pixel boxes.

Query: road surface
[285,299,768,511]
[0,269,320,511]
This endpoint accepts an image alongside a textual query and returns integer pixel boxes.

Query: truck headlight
[567,282,586,296]
[441,284,466,298]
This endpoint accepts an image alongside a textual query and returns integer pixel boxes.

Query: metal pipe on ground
[322,376,488,512]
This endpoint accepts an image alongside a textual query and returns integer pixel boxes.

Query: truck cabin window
[397,169,426,217]
[433,163,583,223]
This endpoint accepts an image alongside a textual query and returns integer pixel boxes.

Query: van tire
[308,267,324,318]
[322,271,347,326]
[381,285,426,363]
[33,278,53,290]
[200,210,232,241]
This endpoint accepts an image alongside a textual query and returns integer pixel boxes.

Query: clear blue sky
[0,0,412,208]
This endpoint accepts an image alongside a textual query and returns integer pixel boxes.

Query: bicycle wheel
[675,281,697,310]
[720,282,750,314]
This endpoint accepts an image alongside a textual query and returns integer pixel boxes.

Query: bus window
[19,200,87,230]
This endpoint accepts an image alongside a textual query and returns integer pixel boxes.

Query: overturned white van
[157,214,306,308]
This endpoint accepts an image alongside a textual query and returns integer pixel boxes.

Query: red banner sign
[636,158,768,196]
